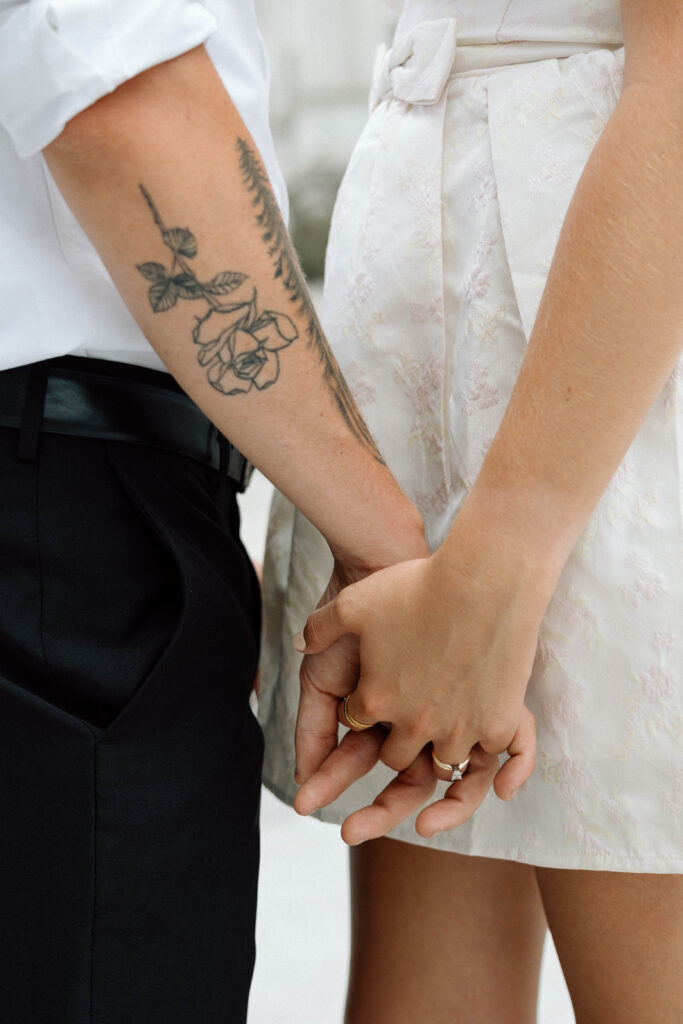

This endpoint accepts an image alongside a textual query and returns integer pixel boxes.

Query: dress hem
[263,776,683,876]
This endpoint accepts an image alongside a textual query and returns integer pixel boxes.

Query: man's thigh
[0,429,263,1024]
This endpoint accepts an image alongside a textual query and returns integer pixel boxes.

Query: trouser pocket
[0,428,263,1022]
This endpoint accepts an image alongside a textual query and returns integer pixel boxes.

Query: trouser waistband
[0,355,253,491]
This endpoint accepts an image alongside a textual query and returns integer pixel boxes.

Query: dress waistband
[370,18,623,110]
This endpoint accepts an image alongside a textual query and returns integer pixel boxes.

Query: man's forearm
[44,46,424,567]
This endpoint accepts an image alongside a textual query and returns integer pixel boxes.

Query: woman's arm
[294,0,683,841]
[457,0,683,577]
[43,45,426,573]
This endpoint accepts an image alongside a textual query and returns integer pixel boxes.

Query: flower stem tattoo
[236,138,386,464]
[137,184,297,395]
[136,148,384,464]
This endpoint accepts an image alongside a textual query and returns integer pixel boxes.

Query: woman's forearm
[443,61,683,587]
[44,45,425,569]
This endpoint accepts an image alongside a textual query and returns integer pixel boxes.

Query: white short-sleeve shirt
[0,0,288,371]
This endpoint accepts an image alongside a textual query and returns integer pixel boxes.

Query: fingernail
[507,787,520,801]
[292,630,306,653]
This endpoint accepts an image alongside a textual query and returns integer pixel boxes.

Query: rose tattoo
[192,302,297,395]
[136,184,298,395]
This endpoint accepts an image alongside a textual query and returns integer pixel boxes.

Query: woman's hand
[293,559,441,843]
[293,509,557,843]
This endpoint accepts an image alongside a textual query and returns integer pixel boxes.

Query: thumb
[292,590,359,655]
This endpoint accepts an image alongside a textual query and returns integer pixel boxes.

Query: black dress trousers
[0,425,263,1023]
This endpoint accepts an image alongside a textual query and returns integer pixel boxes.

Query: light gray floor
[238,473,575,1023]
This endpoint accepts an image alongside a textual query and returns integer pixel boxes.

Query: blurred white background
[242,2,576,1020]
[253,0,396,278]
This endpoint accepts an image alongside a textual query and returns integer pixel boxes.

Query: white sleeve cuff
[0,0,218,157]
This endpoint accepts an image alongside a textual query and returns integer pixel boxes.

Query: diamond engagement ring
[342,695,373,731]
[432,750,471,782]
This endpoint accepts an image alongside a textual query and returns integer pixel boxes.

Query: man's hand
[293,561,439,844]
[293,564,361,788]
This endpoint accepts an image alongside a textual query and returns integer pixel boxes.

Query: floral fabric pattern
[259,0,683,873]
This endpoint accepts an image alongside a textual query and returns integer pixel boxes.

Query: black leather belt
[0,355,253,491]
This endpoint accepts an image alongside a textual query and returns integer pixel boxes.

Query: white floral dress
[259,0,683,872]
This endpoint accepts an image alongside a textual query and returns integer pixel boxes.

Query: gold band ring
[432,750,470,782]
[342,695,373,731]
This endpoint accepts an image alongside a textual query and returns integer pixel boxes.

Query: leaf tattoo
[236,138,386,464]
[136,185,298,395]
[204,271,248,296]
[162,227,197,259]
[137,261,167,282]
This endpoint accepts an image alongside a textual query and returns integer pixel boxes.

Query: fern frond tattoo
[237,138,386,464]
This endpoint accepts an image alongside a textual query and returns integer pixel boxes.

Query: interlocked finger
[294,725,386,817]
[416,744,499,837]
[376,723,430,774]
[431,742,475,783]
[337,693,377,732]
[340,747,437,846]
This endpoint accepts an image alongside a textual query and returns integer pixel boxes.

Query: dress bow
[369,18,458,111]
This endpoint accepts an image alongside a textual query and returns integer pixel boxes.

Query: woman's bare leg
[346,837,547,1024]
[536,868,683,1024]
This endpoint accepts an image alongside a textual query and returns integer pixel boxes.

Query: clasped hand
[292,545,545,845]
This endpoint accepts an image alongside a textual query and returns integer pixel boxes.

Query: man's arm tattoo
[137,184,297,395]
[236,137,386,464]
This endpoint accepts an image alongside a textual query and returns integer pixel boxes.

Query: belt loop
[215,433,230,505]
[17,361,49,462]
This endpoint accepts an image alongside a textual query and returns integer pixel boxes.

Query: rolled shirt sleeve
[0,0,218,157]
